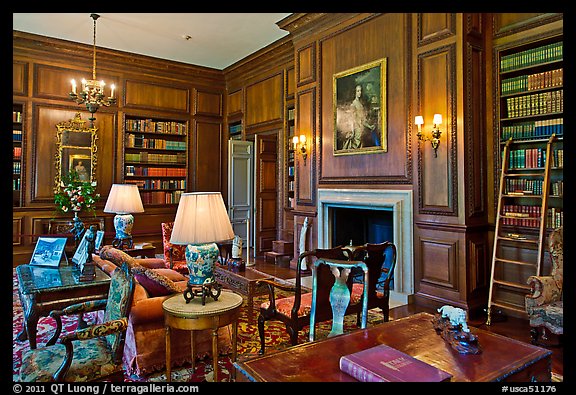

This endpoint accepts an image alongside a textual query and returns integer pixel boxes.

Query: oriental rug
[12,269,385,382]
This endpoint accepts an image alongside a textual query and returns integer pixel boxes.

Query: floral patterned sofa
[525,227,563,345]
[93,246,232,377]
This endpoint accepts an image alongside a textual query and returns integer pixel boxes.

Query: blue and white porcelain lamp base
[183,242,222,305]
[111,213,135,250]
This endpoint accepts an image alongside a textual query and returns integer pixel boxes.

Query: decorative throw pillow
[99,245,140,270]
[131,265,182,297]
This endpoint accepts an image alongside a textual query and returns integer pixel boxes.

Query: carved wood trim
[492,13,563,39]
[295,87,316,207]
[464,41,486,219]
[296,42,317,87]
[13,61,28,96]
[416,44,458,217]
[417,13,457,47]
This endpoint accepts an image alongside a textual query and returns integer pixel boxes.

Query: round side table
[162,290,243,382]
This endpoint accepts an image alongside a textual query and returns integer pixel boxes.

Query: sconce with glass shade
[415,114,442,157]
[169,192,235,304]
[104,184,144,250]
[69,13,116,126]
[292,134,308,164]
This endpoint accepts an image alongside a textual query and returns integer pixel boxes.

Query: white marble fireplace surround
[317,188,414,306]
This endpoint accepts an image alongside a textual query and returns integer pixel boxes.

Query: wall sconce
[415,114,442,158]
[292,134,308,165]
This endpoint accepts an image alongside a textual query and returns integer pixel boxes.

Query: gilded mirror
[54,113,98,191]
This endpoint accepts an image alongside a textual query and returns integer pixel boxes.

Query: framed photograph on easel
[29,237,68,267]
[72,229,104,267]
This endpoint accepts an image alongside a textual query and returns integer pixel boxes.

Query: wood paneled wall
[13,31,226,265]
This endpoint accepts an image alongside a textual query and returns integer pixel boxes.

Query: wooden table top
[235,312,552,382]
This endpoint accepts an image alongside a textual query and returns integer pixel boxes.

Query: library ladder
[486,134,557,325]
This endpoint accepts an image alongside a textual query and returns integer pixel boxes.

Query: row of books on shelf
[125,152,186,164]
[140,190,183,205]
[13,111,22,123]
[288,108,295,121]
[125,178,186,190]
[288,180,294,191]
[500,41,562,73]
[13,146,22,159]
[13,178,21,191]
[507,148,563,169]
[505,89,563,118]
[505,179,563,197]
[125,119,187,135]
[501,68,562,95]
[126,135,186,150]
[501,204,563,228]
[13,130,22,141]
[229,123,242,135]
[126,165,186,177]
[288,166,294,177]
[13,161,21,174]
[500,118,562,141]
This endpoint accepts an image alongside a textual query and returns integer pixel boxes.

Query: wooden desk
[16,264,111,349]
[163,290,243,382]
[235,312,552,382]
[214,265,272,323]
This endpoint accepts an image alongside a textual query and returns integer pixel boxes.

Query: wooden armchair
[256,246,350,354]
[256,242,397,354]
[19,262,135,381]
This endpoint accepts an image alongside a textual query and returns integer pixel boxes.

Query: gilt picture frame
[333,58,387,156]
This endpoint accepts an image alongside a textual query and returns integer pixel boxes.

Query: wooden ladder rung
[497,235,539,244]
[492,279,531,291]
[495,257,537,267]
[490,301,527,315]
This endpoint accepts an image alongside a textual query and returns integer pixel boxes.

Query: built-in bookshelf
[13,103,23,207]
[488,35,563,319]
[498,36,563,232]
[123,115,188,205]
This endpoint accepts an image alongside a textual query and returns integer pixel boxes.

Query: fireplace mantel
[317,188,414,305]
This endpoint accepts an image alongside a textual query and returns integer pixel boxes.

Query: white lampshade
[170,192,235,245]
[104,184,144,214]
[433,114,443,125]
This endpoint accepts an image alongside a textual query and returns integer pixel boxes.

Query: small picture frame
[73,228,104,268]
[30,237,68,267]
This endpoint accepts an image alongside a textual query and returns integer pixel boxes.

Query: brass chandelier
[69,13,116,125]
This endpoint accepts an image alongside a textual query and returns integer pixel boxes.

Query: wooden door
[254,133,278,256]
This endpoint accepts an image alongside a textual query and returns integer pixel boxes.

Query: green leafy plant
[54,170,100,216]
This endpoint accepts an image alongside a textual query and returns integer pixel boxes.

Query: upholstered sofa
[525,227,563,345]
[93,246,232,377]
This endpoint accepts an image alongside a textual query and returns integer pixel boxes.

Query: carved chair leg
[257,314,266,355]
[288,327,299,346]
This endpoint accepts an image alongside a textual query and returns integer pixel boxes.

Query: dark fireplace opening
[331,207,393,247]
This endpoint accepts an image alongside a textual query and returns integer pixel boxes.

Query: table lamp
[170,192,235,304]
[104,184,144,250]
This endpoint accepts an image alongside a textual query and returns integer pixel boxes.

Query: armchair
[525,227,563,345]
[19,262,135,381]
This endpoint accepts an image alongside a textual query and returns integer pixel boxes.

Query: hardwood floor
[245,252,564,379]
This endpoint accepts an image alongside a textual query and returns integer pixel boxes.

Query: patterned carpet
[12,270,385,382]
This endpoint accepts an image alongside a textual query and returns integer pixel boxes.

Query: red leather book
[339,344,452,382]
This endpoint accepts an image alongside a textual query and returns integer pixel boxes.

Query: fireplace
[317,188,414,305]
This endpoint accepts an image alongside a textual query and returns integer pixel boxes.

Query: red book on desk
[339,344,452,382]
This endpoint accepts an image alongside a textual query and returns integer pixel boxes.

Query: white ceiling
[13,13,292,70]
